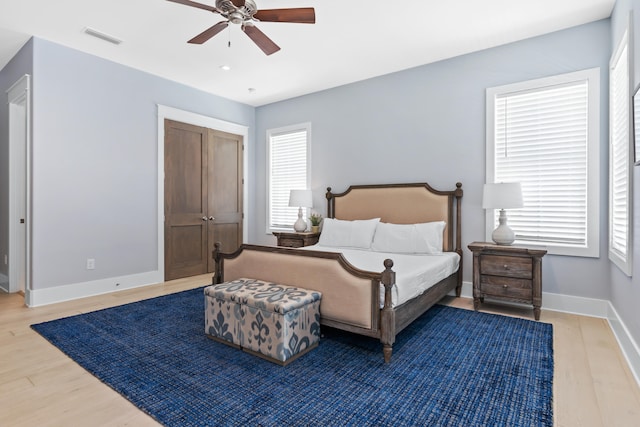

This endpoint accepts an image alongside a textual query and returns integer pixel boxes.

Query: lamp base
[293,218,308,232]
[491,209,515,245]
[293,207,307,232]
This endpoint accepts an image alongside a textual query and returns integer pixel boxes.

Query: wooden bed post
[380,259,396,363]
[455,182,463,297]
[213,242,223,284]
[325,187,334,218]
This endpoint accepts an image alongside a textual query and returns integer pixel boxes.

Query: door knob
[209,216,215,221]
[202,216,207,221]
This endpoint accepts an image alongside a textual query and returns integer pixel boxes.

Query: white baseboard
[607,303,640,386]
[456,280,640,387]
[540,291,611,318]
[26,270,164,307]
[0,273,8,292]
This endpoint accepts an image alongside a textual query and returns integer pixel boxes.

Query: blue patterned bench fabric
[204,278,322,364]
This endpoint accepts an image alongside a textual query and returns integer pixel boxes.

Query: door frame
[157,105,248,280]
[6,74,31,299]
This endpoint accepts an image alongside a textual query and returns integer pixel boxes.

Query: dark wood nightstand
[272,231,320,248]
[468,241,547,320]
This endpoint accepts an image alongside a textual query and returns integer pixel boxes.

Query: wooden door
[165,120,209,280]
[164,120,244,280]
[207,129,243,271]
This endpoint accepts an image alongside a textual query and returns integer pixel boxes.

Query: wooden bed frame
[213,182,463,362]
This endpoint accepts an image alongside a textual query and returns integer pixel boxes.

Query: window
[609,31,632,276]
[486,68,600,257]
[267,123,311,232]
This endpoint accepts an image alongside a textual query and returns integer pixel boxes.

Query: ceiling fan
[167,0,316,55]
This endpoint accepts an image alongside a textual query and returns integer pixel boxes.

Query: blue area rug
[32,287,553,426]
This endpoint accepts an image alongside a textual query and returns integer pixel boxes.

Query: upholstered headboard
[325,182,463,252]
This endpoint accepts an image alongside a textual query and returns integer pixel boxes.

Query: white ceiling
[0,0,615,107]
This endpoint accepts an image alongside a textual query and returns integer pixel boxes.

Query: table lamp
[483,182,523,245]
[289,189,313,232]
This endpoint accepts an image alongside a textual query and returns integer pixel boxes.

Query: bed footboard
[213,243,397,355]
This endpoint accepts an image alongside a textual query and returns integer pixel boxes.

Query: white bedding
[302,244,460,308]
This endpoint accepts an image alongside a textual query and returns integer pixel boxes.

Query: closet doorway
[6,74,30,299]
[164,119,243,280]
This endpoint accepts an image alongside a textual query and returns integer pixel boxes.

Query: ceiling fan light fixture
[219,65,231,71]
[228,12,244,24]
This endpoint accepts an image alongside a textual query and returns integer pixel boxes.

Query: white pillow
[318,218,380,249]
[371,221,446,254]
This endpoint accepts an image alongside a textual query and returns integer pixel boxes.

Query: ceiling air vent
[83,27,123,45]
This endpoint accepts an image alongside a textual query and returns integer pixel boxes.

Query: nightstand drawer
[480,255,532,279]
[480,275,533,301]
[278,238,304,248]
[272,231,320,248]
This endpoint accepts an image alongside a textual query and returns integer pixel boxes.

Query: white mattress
[303,244,460,307]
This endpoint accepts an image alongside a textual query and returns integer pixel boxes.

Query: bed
[213,182,463,362]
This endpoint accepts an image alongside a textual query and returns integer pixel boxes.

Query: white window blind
[486,69,600,257]
[267,124,310,232]
[609,30,632,276]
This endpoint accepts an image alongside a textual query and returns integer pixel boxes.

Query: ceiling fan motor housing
[216,0,257,23]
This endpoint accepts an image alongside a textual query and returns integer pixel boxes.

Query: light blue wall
[609,0,640,365]
[28,38,254,289]
[255,20,612,302]
[0,38,33,281]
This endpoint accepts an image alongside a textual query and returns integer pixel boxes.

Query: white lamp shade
[288,189,313,208]
[482,183,524,210]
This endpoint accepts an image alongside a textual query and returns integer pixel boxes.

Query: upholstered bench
[204,278,322,365]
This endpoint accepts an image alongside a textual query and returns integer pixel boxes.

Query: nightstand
[272,231,320,248]
[468,241,547,320]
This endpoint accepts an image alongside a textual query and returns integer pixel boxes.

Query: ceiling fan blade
[188,22,229,44]
[242,25,280,55]
[166,0,219,13]
[253,8,315,24]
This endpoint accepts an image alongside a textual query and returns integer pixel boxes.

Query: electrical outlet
[86,258,95,270]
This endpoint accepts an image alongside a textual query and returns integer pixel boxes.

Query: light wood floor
[1,275,639,426]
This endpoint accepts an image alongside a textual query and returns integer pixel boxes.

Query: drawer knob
[503,265,509,270]
[503,284,508,289]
